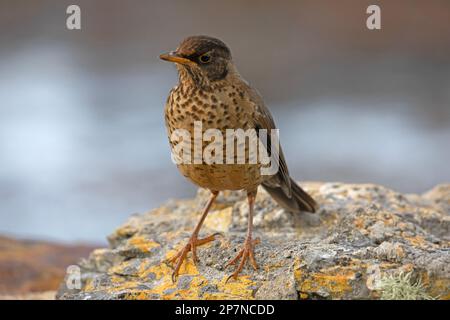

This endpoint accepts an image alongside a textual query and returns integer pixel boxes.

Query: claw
[163,259,175,270]
[211,232,225,238]
[166,233,217,282]
[225,250,243,268]
[225,273,235,284]
[171,272,178,283]
[224,237,259,282]
[165,191,219,283]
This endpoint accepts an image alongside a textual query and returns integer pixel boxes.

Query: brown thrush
[160,35,318,282]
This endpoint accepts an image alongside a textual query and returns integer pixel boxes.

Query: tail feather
[262,178,318,213]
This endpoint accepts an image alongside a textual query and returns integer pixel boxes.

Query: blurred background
[0,0,449,245]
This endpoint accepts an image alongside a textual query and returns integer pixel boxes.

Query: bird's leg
[167,191,219,282]
[225,191,259,282]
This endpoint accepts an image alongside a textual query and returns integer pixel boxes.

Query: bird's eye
[199,53,211,64]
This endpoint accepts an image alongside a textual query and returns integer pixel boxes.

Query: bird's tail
[262,178,318,213]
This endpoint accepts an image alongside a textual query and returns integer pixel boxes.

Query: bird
[160,35,318,282]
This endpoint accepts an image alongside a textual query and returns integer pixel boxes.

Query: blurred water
[0,45,181,243]
[0,43,449,243]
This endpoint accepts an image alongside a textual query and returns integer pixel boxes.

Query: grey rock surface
[57,182,450,300]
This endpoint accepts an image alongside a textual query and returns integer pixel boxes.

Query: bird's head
[160,35,233,89]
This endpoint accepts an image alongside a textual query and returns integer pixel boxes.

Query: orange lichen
[419,271,450,300]
[294,259,364,299]
[354,217,366,230]
[402,235,437,249]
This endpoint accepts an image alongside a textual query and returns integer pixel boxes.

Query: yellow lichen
[263,262,284,273]
[131,291,153,300]
[215,275,255,299]
[83,278,96,292]
[204,207,233,232]
[121,290,156,300]
[108,259,150,277]
[299,292,309,299]
[299,271,354,296]
[114,225,137,238]
[127,236,160,253]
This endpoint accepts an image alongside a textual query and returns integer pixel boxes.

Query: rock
[374,241,405,262]
[56,182,450,300]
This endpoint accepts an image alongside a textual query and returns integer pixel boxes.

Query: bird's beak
[159,51,194,66]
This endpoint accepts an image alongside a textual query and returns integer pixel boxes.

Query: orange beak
[159,51,195,66]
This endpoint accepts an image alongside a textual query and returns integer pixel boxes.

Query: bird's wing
[243,82,292,196]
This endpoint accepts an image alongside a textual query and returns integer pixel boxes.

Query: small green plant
[378,271,436,300]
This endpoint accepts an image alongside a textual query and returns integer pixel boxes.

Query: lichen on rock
[56,182,450,300]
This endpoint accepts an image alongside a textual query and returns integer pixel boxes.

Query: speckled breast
[164,84,266,191]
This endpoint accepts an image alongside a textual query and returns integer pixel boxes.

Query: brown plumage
[160,35,318,281]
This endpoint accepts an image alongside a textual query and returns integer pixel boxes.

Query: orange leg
[225,191,259,282]
[167,191,219,282]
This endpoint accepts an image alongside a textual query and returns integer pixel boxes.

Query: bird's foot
[225,237,260,283]
[166,233,220,282]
